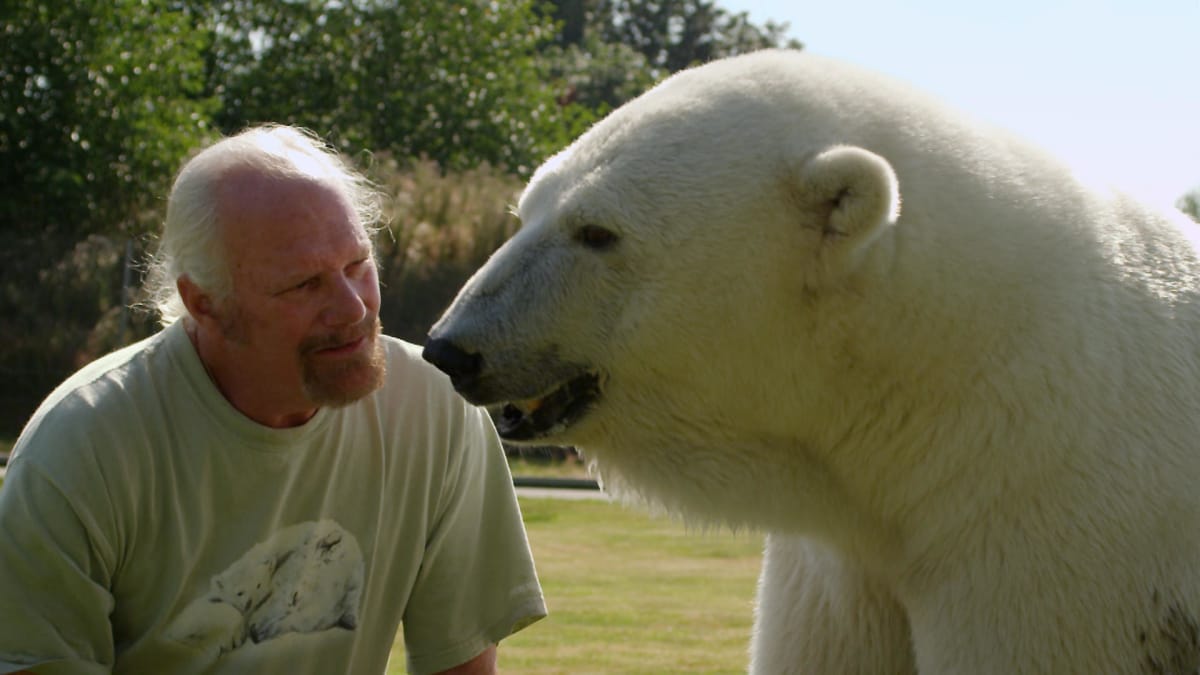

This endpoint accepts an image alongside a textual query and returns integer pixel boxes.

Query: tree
[1179,187,1200,223]
[540,37,657,114]
[0,1,217,428]
[0,1,216,241]
[540,0,802,112]
[210,0,591,175]
[590,0,801,74]
[552,0,588,46]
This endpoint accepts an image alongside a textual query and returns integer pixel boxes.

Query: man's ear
[177,275,218,327]
[791,145,901,275]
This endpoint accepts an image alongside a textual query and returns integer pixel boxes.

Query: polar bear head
[425,51,906,460]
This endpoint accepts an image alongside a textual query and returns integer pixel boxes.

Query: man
[0,125,546,674]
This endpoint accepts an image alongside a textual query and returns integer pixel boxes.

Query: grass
[387,496,764,674]
[507,454,593,480]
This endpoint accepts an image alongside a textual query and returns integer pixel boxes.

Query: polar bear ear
[790,145,900,271]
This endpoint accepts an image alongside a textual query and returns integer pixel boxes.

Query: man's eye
[292,277,319,292]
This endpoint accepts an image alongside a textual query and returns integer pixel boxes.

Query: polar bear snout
[423,334,603,443]
[423,338,484,395]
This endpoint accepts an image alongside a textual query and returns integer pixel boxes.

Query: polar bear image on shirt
[166,519,364,654]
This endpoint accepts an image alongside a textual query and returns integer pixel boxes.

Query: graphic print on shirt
[165,519,364,655]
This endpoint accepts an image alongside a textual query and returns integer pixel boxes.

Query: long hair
[144,125,383,325]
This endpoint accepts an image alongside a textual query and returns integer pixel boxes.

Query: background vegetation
[1179,189,1200,223]
[3,1,1196,437]
[0,0,800,434]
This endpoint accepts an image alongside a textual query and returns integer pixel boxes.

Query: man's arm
[0,455,117,672]
[399,399,545,674]
[434,645,496,675]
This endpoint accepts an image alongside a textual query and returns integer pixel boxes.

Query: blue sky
[720,0,1200,208]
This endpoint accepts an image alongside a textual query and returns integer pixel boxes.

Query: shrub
[371,156,525,342]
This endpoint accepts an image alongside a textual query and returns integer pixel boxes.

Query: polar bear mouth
[496,372,601,441]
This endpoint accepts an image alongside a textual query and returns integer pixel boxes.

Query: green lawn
[388,496,764,674]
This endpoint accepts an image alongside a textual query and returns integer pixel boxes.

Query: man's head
[149,126,386,425]
[148,125,381,323]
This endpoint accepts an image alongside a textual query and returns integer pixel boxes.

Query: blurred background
[2,0,1197,447]
[0,0,804,446]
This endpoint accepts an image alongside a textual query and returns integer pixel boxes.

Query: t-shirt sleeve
[0,455,117,674]
[401,404,546,675]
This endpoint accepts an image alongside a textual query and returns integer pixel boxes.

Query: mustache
[300,315,381,354]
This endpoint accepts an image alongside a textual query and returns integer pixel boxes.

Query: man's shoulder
[45,331,168,409]
[379,335,450,391]
[380,333,422,360]
[375,334,475,417]
[14,329,173,457]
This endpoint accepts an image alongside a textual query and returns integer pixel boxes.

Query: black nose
[422,338,482,385]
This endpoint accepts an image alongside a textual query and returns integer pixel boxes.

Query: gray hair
[144,125,383,325]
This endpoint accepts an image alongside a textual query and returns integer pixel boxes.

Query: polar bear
[167,520,363,653]
[244,521,364,643]
[423,49,1200,673]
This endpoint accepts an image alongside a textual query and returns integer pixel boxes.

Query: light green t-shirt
[0,321,546,675]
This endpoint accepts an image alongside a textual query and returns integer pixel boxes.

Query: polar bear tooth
[514,397,544,414]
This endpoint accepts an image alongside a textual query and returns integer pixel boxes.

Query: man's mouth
[496,372,602,442]
[315,336,366,356]
[304,317,380,357]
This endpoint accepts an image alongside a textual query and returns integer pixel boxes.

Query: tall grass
[370,157,525,343]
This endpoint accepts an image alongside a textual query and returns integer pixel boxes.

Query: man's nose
[322,274,369,326]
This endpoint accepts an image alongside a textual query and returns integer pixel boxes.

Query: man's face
[214,170,385,410]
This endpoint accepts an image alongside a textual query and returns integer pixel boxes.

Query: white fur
[429,49,1200,673]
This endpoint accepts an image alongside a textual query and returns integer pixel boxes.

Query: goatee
[300,315,386,407]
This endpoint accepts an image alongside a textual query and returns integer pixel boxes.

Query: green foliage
[211,0,594,175]
[1179,188,1200,223]
[0,1,216,240]
[540,36,657,113]
[589,0,802,74]
[542,0,802,112]
[0,1,214,431]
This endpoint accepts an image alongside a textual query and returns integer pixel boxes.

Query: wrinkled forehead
[216,170,369,280]
[217,170,359,235]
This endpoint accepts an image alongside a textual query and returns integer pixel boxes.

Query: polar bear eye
[575,224,619,250]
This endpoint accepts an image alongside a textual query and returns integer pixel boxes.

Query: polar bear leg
[750,534,915,675]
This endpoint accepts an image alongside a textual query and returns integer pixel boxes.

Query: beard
[298,315,387,407]
[214,299,388,408]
